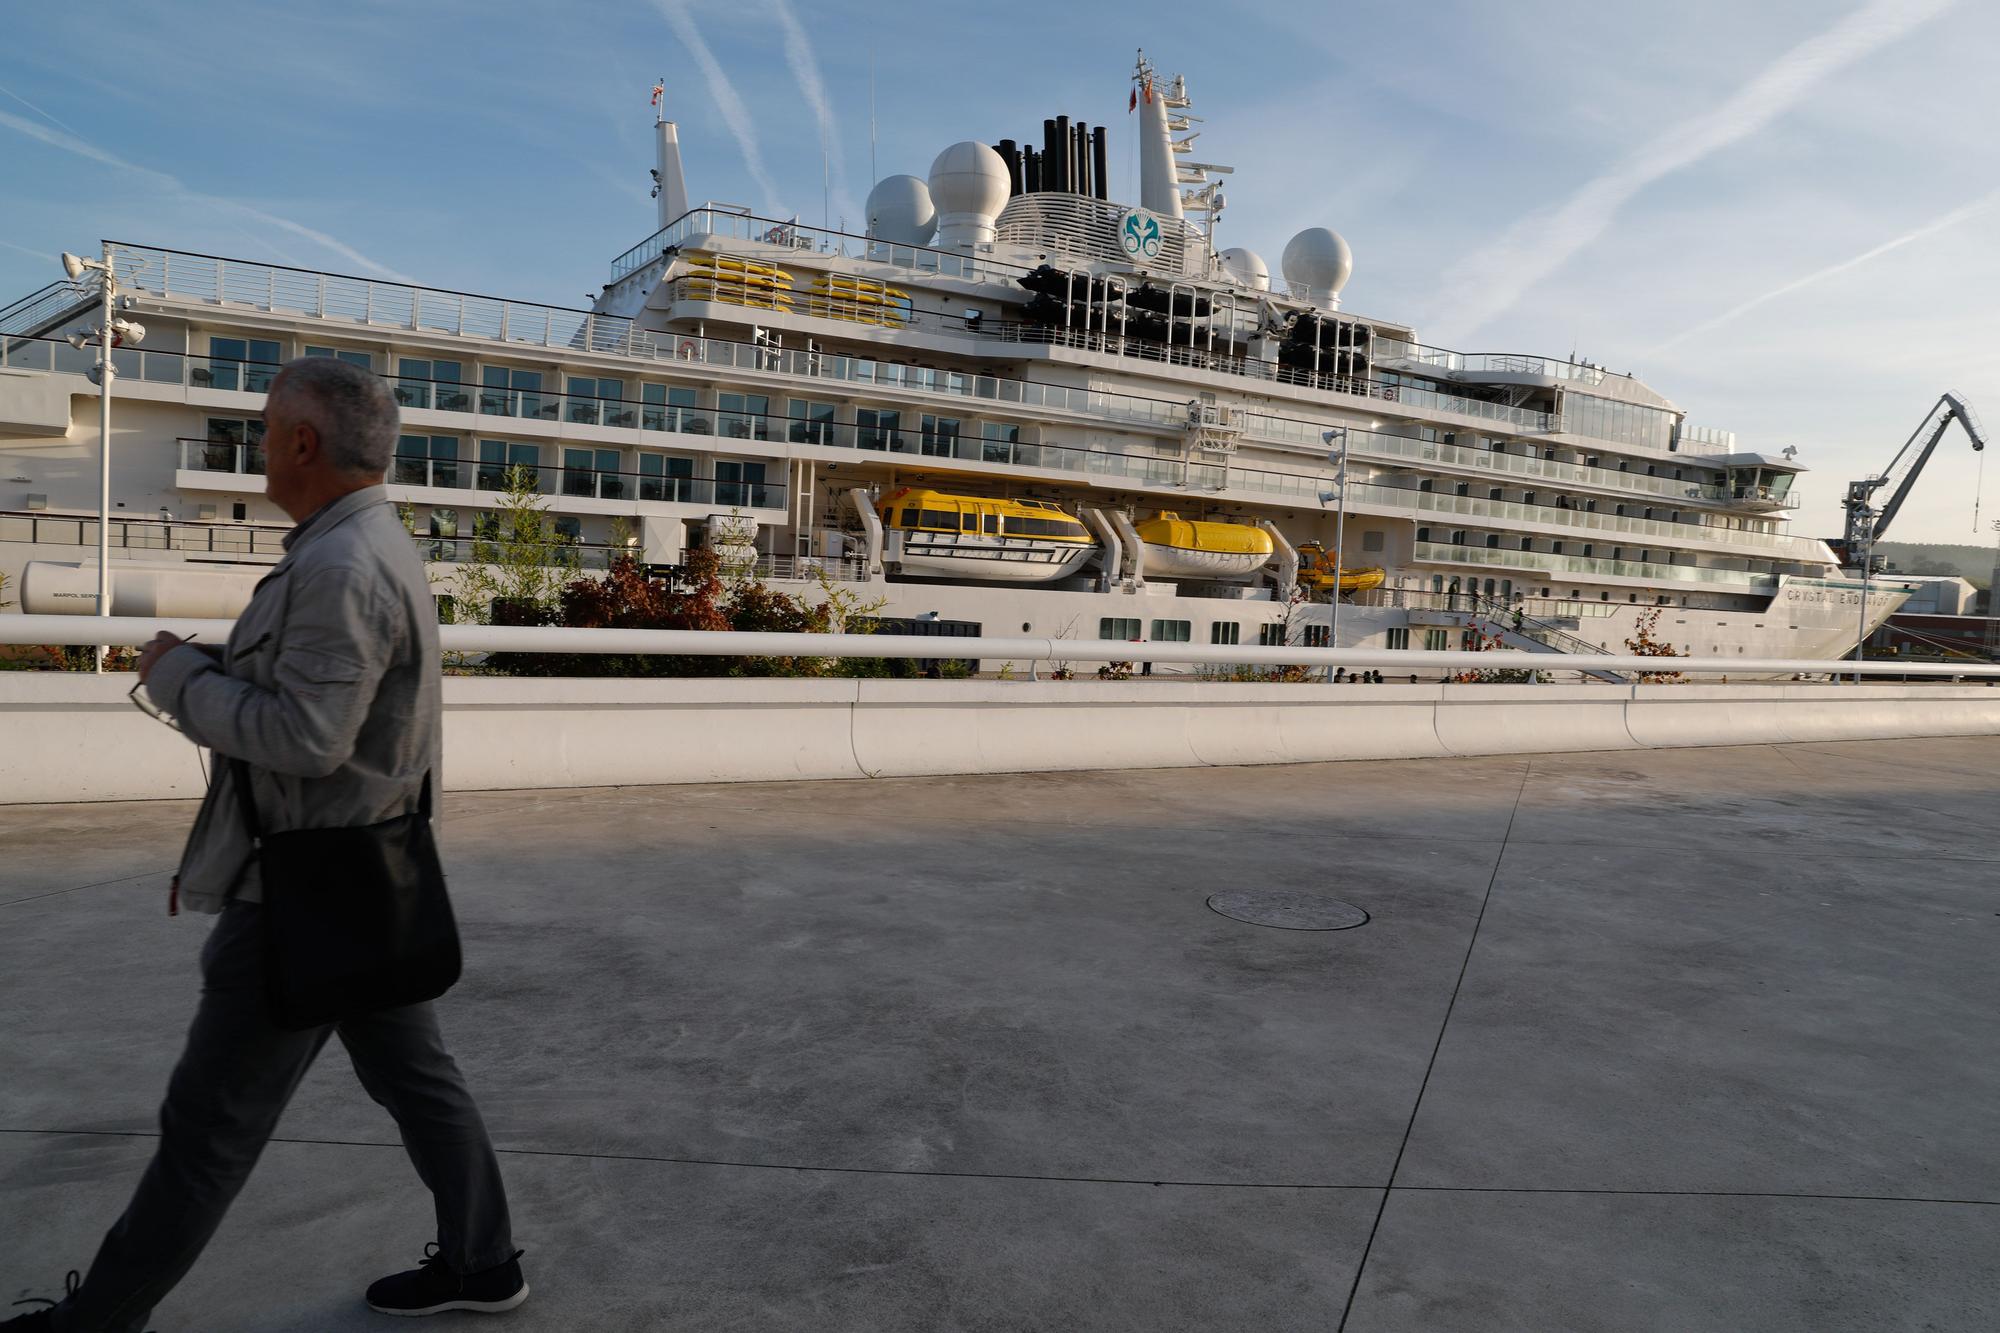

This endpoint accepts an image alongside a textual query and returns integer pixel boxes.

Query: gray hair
[268,356,399,476]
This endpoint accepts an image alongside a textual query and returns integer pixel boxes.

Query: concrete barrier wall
[3,675,1999,805]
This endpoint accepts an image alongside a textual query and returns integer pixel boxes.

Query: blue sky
[4,0,1997,550]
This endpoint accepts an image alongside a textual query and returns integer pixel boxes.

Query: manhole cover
[1206,891,1369,931]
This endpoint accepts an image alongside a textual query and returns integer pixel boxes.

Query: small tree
[1623,607,1686,684]
[1451,627,1548,684]
[452,465,579,628]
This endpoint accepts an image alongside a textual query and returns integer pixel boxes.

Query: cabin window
[305,345,373,370]
[1386,627,1410,650]
[1099,617,1140,640]
[638,453,694,502]
[554,516,582,543]
[1424,629,1449,651]
[983,513,1000,534]
[981,421,1021,463]
[1257,624,1287,647]
[481,367,549,419]
[477,440,540,491]
[961,512,978,531]
[565,376,629,426]
[1211,622,1241,646]
[643,383,704,433]
[396,435,462,489]
[1151,619,1192,643]
[396,359,465,411]
[921,414,962,456]
[787,398,837,445]
[206,336,283,393]
[1362,531,1385,552]
[562,447,623,499]
[716,460,768,507]
[1303,625,1330,648]
[717,392,771,440]
[203,417,266,474]
[857,407,902,451]
[915,508,958,531]
[1485,534,1500,549]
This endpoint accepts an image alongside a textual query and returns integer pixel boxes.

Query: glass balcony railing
[177,437,266,476]
[1413,540,1776,590]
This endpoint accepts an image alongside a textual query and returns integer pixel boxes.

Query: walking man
[5,358,524,1331]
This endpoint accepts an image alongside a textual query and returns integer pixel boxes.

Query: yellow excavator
[1296,542,1385,595]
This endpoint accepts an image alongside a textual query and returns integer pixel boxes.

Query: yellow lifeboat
[1297,542,1385,593]
[879,488,1097,584]
[1134,512,1275,579]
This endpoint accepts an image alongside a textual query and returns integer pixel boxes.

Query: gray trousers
[54,902,514,1333]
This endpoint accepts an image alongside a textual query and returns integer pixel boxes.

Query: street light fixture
[60,246,142,672]
[1320,427,1352,678]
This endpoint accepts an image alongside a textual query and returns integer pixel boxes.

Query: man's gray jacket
[147,485,442,914]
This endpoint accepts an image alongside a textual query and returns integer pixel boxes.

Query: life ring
[677,338,700,360]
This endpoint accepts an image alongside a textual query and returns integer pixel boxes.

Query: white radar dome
[1218,247,1270,292]
[1281,227,1354,308]
[927,141,1010,248]
[866,175,936,247]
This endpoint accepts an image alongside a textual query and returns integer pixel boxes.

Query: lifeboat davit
[1134,513,1274,580]
[880,488,1098,584]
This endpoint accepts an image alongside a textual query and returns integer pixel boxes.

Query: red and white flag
[1128,87,1137,113]
[650,83,665,107]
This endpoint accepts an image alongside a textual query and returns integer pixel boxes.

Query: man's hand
[137,631,188,684]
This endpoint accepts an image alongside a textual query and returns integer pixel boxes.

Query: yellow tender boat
[1134,512,1275,579]
[1296,542,1386,593]
[880,488,1097,584]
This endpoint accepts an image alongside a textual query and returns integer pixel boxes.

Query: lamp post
[1320,427,1350,679]
[1849,497,1876,685]
[61,246,143,673]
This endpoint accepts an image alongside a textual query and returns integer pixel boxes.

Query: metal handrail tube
[6,615,1997,679]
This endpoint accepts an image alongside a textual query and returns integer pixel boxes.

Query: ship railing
[1414,539,1778,591]
[1361,481,1824,557]
[609,207,1030,285]
[0,276,101,337]
[752,552,871,583]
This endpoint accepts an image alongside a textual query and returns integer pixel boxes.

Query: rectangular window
[1257,624,1286,647]
[1098,617,1140,640]
[1361,531,1385,553]
[395,358,466,411]
[305,345,373,370]
[1210,622,1241,646]
[637,453,695,502]
[1386,627,1410,650]
[981,421,1020,464]
[716,459,768,507]
[1303,624,1330,648]
[1150,619,1191,643]
[717,392,770,440]
[856,407,902,451]
[565,376,630,427]
[642,383,703,433]
[921,414,963,457]
[394,435,460,488]
[205,336,282,393]
[1424,629,1449,651]
[562,448,623,499]
[787,398,837,445]
[481,367,548,419]
[428,508,460,562]
[477,440,540,491]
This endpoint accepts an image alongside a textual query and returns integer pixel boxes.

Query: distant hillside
[1875,541,1998,588]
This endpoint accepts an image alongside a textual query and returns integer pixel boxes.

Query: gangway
[1411,594,1628,683]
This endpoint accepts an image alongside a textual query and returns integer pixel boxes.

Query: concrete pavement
[3,738,1997,1330]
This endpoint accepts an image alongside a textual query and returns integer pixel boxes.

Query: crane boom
[1839,392,1987,561]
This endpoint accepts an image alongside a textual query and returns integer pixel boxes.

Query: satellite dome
[927,141,1010,248]
[1281,227,1354,308]
[1218,247,1270,292]
[866,175,936,247]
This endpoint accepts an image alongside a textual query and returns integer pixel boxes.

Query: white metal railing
[1414,540,1775,590]
[1357,483,1825,558]
[609,207,1031,285]
[8,614,1997,680]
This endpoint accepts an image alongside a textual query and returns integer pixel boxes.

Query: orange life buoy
[677,338,700,359]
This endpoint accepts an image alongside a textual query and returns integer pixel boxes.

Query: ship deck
[4,737,1997,1330]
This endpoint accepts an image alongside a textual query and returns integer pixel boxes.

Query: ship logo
[1119,211,1163,260]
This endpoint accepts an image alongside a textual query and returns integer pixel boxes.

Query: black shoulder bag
[230,759,462,1030]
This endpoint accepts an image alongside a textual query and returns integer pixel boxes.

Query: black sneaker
[2,1270,74,1331]
[366,1244,528,1317]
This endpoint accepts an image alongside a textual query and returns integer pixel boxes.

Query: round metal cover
[1207,890,1369,931]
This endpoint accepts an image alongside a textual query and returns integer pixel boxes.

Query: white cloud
[651,0,784,216]
[1423,0,1960,346]
[1645,187,2000,356]
[0,108,419,284]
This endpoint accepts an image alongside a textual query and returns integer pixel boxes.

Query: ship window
[718,392,771,440]
[477,440,540,490]
[1424,629,1449,651]
[1386,627,1410,650]
[981,421,1021,463]
[715,459,767,506]
[857,407,902,451]
[482,367,549,419]
[1416,527,1431,543]
[900,508,919,526]
[1485,534,1500,549]
[205,336,283,393]
[305,345,373,370]
[638,453,694,502]
[565,376,629,426]
[1151,619,1192,643]
[918,508,958,530]
[395,435,462,489]
[1550,541,1564,555]
[787,398,837,445]
[983,513,1000,534]
[395,359,465,411]
[921,414,963,457]
[1430,575,1444,593]
[642,383,704,433]
[1099,617,1140,640]
[1489,488,1503,500]
[1600,591,1610,600]
[1418,479,1434,493]
[1362,531,1385,552]
[1302,624,1330,648]
[1211,622,1241,645]
[1455,482,1470,496]
[961,512,978,530]
[1582,545,1594,557]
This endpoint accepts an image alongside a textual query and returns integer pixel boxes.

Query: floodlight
[111,318,145,343]
[66,331,90,351]
[62,252,87,280]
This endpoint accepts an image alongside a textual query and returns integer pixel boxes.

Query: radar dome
[1281,227,1354,308]
[866,175,936,247]
[927,141,1010,248]
[1218,247,1270,292]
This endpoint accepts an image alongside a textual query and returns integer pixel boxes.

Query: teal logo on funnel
[1119,211,1163,260]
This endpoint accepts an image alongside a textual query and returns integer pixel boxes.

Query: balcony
[1413,540,1776,591]
[386,452,786,512]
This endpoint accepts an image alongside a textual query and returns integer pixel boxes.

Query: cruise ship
[0,54,1897,670]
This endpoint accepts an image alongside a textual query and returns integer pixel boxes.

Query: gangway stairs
[0,276,100,340]
[1407,595,1628,683]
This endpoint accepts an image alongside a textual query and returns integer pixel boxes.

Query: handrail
[9,614,1998,680]
[0,276,98,336]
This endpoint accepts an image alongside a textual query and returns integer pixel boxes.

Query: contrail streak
[651,0,784,215]
[1426,0,1959,345]
[771,0,858,227]
[0,108,419,283]
[0,79,85,139]
[1646,188,2000,356]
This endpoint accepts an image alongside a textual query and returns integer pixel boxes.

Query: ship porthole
[1022,622,1031,632]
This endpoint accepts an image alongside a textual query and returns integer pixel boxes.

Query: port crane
[1832,391,1987,571]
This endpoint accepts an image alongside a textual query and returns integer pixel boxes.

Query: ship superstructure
[0,54,1899,667]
